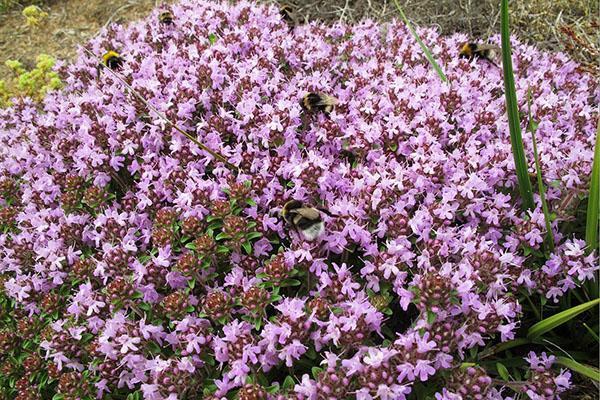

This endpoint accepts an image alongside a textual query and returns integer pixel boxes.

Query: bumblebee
[281,200,331,241]
[300,92,339,114]
[97,50,124,78]
[102,50,124,70]
[459,42,500,66]
[159,11,173,24]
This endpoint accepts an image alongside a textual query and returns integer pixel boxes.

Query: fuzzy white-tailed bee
[280,200,332,241]
[458,42,501,66]
[158,11,174,24]
[300,92,339,114]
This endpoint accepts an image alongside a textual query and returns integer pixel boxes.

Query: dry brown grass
[0,0,597,79]
[0,0,172,78]
[273,0,598,72]
[511,0,598,73]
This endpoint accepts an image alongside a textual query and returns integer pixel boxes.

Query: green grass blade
[501,0,534,211]
[527,89,554,251]
[527,298,600,339]
[392,0,447,82]
[479,338,532,359]
[556,356,600,382]
[585,122,599,253]
[582,322,599,342]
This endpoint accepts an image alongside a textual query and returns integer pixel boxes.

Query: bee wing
[474,44,501,53]
[316,206,333,217]
[316,94,339,107]
[289,207,321,221]
[292,213,305,226]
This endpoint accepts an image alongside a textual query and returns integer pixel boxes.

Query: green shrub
[0,54,62,107]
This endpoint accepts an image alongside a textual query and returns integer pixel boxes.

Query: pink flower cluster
[0,0,597,399]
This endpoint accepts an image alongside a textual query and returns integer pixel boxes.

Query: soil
[0,0,171,78]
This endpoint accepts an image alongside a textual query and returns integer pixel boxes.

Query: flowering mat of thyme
[0,0,598,399]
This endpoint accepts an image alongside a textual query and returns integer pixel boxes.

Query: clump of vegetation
[0,0,43,13]
[0,54,62,107]
[21,4,47,26]
[0,1,597,399]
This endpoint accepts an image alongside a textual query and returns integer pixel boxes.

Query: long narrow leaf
[392,0,447,82]
[582,322,600,342]
[527,89,554,251]
[500,0,534,211]
[585,122,599,253]
[556,356,600,382]
[479,338,532,359]
[527,298,600,339]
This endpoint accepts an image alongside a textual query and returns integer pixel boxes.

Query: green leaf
[132,291,144,300]
[496,362,510,381]
[242,241,252,255]
[270,294,282,302]
[427,310,436,324]
[585,121,600,254]
[216,245,230,254]
[208,33,217,45]
[266,384,279,394]
[254,319,262,331]
[527,89,554,251]
[392,0,447,82]
[527,298,600,339]
[280,278,301,287]
[207,222,223,231]
[246,198,257,206]
[556,356,600,382]
[126,391,141,400]
[283,375,295,390]
[246,231,263,241]
[215,232,231,241]
[201,352,216,367]
[311,367,323,379]
[145,340,162,355]
[80,333,95,344]
[501,0,535,212]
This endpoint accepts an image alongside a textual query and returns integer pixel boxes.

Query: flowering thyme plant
[0,1,598,399]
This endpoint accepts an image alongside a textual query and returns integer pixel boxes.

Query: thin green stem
[524,293,542,321]
[583,322,600,342]
[392,0,447,82]
[82,47,239,172]
[527,89,555,251]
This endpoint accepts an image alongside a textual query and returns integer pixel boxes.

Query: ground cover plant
[0,0,598,399]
